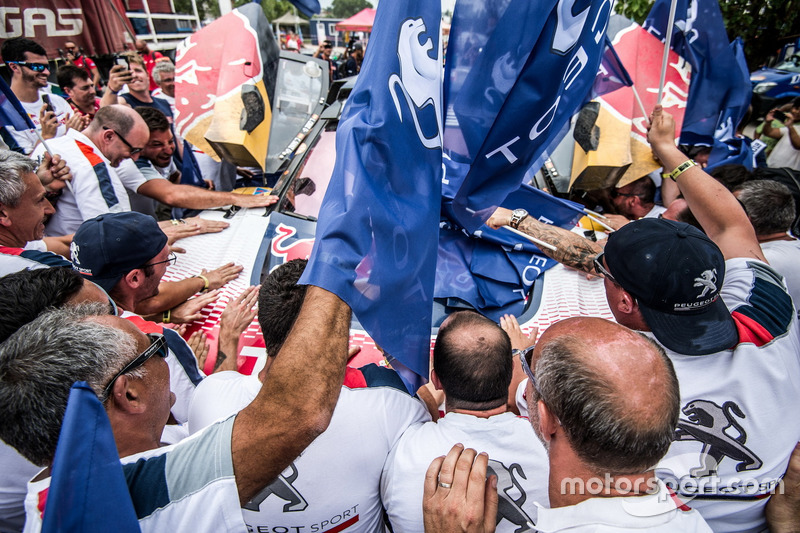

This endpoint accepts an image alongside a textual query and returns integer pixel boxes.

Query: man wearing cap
[342,42,363,77]
[70,211,205,428]
[487,105,800,532]
[34,105,150,237]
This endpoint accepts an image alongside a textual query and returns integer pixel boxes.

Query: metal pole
[657,0,679,104]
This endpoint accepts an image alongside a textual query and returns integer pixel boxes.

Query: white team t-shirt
[35,130,131,237]
[382,411,549,533]
[188,364,431,533]
[6,92,71,155]
[535,480,712,532]
[655,258,800,533]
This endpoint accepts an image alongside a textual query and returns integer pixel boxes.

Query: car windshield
[279,129,337,219]
[774,55,800,73]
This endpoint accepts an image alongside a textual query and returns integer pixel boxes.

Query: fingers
[424,454,446,501]
[170,245,187,254]
[188,330,209,367]
[483,475,499,533]
[347,345,362,363]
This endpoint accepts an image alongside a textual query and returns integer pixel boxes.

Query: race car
[751,54,800,117]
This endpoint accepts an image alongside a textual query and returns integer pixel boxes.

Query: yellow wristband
[162,309,171,323]
[195,274,210,292]
[667,159,697,181]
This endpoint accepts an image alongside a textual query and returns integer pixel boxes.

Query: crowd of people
[0,28,800,533]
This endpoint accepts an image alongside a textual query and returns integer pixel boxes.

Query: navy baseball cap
[70,212,168,292]
[604,218,738,355]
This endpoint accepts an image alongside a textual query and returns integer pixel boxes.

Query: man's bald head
[530,317,679,475]
[88,104,146,137]
[85,105,149,167]
[433,311,512,411]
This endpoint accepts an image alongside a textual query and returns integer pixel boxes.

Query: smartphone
[41,94,54,113]
[774,110,788,122]
[114,55,129,70]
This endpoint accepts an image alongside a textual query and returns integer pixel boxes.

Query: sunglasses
[517,346,542,396]
[142,252,177,268]
[101,333,168,401]
[593,252,618,285]
[11,61,48,73]
[103,126,143,155]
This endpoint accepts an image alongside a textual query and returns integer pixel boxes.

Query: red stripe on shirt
[342,367,367,389]
[732,310,775,347]
[37,487,49,518]
[75,140,104,167]
[323,514,359,533]
[0,246,24,256]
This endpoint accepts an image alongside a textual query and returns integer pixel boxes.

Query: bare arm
[647,105,765,262]
[43,234,73,258]
[762,110,785,139]
[232,286,351,504]
[786,121,800,150]
[487,208,603,274]
[138,179,278,210]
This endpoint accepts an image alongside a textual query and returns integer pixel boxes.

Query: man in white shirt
[423,317,711,532]
[382,310,548,532]
[35,105,149,236]
[735,179,800,316]
[189,258,430,532]
[0,38,75,154]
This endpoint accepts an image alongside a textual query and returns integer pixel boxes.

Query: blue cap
[70,212,168,292]
[604,218,738,355]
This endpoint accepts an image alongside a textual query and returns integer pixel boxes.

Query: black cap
[70,212,168,292]
[604,218,738,355]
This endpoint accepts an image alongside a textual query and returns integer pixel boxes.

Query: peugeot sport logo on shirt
[244,463,308,512]
[673,399,762,478]
[487,459,536,531]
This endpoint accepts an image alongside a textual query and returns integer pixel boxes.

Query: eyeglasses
[142,252,177,268]
[103,126,143,155]
[10,61,48,73]
[593,252,618,285]
[101,333,168,401]
[517,346,542,396]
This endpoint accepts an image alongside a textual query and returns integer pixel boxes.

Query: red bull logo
[174,8,263,139]
[271,223,315,264]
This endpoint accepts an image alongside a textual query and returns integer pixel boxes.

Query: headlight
[753,82,776,94]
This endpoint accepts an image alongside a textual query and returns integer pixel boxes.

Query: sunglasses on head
[101,333,168,401]
[11,61,48,73]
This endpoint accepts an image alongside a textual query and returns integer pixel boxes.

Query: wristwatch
[509,208,529,229]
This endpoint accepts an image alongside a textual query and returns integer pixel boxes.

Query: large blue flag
[442,0,613,233]
[300,0,442,387]
[436,185,585,320]
[644,0,737,147]
[0,77,35,131]
[706,37,754,171]
[42,382,139,533]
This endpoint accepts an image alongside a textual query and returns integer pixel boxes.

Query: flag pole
[502,225,558,252]
[657,0,679,104]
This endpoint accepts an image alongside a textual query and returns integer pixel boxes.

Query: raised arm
[232,286,351,504]
[647,105,765,262]
[487,208,603,275]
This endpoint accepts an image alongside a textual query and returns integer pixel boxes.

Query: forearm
[232,286,351,503]
[788,126,800,150]
[134,278,206,315]
[215,333,240,373]
[515,217,603,274]
[162,184,238,210]
[99,88,119,108]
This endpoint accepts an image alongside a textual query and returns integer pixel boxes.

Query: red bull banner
[0,0,133,59]
[175,3,279,169]
[571,16,690,190]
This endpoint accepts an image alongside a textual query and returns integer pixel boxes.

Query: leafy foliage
[613,0,800,69]
[330,0,374,19]
[174,0,303,23]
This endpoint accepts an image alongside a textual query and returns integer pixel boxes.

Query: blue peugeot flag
[0,76,35,131]
[706,37,754,171]
[42,382,139,533]
[644,0,736,147]
[436,185,585,320]
[442,0,613,233]
[300,0,442,388]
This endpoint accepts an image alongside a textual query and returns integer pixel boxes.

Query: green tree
[613,0,800,69]
[331,0,374,19]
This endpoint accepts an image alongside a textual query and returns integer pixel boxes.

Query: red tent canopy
[335,8,376,33]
